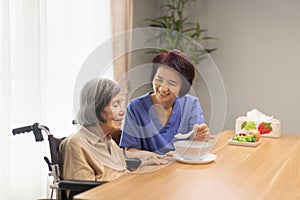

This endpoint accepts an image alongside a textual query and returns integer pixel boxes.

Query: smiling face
[100,92,125,130]
[152,66,182,106]
[111,92,125,127]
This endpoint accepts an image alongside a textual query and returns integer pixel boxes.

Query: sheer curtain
[0,0,112,199]
[0,0,47,199]
[111,0,133,104]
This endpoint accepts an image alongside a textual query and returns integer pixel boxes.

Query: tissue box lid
[235,117,281,138]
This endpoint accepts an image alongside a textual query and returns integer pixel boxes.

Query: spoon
[175,130,195,139]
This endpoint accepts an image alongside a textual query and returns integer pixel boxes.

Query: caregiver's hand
[193,123,209,141]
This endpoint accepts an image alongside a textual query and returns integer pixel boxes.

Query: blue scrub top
[120,92,204,154]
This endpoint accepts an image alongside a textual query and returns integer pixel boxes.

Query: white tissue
[246,109,273,122]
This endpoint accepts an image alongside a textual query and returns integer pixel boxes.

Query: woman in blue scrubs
[120,49,209,154]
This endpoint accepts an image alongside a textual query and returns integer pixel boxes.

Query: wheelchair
[12,122,141,200]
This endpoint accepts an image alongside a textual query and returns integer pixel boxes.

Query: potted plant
[144,0,217,62]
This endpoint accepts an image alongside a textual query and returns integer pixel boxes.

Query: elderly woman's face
[101,92,125,128]
[152,66,182,104]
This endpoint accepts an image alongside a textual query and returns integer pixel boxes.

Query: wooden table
[74,130,300,200]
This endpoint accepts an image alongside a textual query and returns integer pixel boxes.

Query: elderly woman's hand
[138,152,174,167]
[193,123,209,141]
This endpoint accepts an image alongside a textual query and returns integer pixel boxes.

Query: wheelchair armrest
[58,179,107,191]
[125,158,141,171]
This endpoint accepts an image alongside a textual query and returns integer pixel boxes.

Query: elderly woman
[120,49,209,154]
[60,78,169,182]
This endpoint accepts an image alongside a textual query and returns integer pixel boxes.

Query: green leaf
[181,17,188,24]
[201,36,218,40]
[161,4,176,10]
[144,16,172,23]
[241,121,247,129]
[205,48,218,53]
[182,27,197,33]
[263,122,273,131]
[244,121,257,131]
[149,24,165,28]
[252,135,257,142]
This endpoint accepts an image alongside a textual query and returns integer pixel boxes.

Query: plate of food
[228,131,262,147]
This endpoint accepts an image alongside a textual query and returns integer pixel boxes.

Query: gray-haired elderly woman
[60,78,171,182]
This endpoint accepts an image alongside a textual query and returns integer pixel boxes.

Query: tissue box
[235,116,281,138]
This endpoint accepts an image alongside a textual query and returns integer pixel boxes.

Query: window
[0,0,112,199]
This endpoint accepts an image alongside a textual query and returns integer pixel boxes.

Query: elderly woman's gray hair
[76,78,120,126]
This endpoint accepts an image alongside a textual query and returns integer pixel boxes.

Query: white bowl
[173,140,212,160]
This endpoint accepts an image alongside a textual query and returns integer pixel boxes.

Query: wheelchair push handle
[12,124,34,135]
[12,123,50,142]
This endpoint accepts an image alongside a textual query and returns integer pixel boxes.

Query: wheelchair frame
[12,123,107,200]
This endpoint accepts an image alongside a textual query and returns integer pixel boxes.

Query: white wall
[192,0,300,134]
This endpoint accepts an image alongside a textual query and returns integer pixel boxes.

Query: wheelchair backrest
[48,135,66,166]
